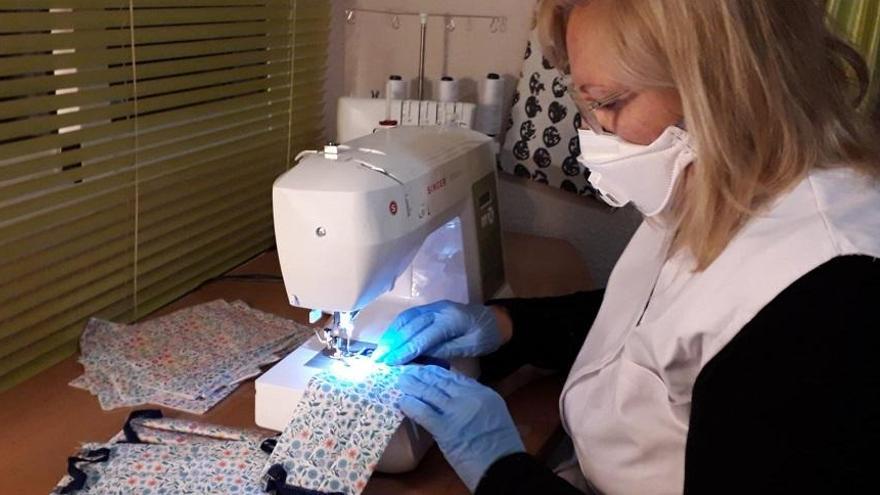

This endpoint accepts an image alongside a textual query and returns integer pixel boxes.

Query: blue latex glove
[372,300,503,365]
[398,365,525,492]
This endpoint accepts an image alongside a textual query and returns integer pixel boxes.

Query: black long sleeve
[480,290,605,379]
[476,256,880,495]
[684,255,880,494]
[477,453,584,494]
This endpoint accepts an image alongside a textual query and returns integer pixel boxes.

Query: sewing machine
[255,125,508,472]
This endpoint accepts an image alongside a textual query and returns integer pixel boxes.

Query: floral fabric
[71,300,311,413]
[54,361,403,495]
[52,413,273,495]
[58,362,409,494]
[82,442,267,495]
[261,364,405,495]
[108,415,266,447]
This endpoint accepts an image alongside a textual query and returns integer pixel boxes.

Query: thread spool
[386,75,408,100]
[438,76,459,103]
[477,72,505,136]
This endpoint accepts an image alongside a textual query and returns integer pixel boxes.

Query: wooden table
[0,232,591,494]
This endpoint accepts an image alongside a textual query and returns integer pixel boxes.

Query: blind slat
[0,75,289,142]
[0,171,134,225]
[1,143,281,266]
[0,187,131,242]
[0,199,130,261]
[0,286,134,375]
[0,20,292,58]
[134,231,275,319]
[0,100,135,143]
[140,168,281,244]
[136,48,292,80]
[0,90,286,162]
[5,0,289,8]
[139,196,273,268]
[137,148,283,206]
[0,102,288,182]
[0,7,291,33]
[138,130,288,182]
[0,186,274,356]
[135,20,292,44]
[0,122,287,205]
[138,74,291,114]
[137,221,275,303]
[136,34,292,63]
[0,328,82,383]
[0,261,133,347]
[0,219,132,289]
[0,339,79,395]
[0,242,132,329]
[0,115,288,200]
[0,127,286,223]
[0,170,277,333]
[0,0,330,392]
[0,152,280,300]
[0,37,292,98]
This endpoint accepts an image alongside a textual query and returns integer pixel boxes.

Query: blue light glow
[329,356,384,382]
[308,309,323,324]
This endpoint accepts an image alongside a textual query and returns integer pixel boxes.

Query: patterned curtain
[826,0,880,111]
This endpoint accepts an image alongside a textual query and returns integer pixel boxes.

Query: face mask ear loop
[598,189,627,208]
[58,448,111,494]
[643,147,695,217]
[264,464,345,495]
[120,409,163,444]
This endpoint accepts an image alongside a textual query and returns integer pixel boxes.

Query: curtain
[826,0,880,110]
[0,0,330,392]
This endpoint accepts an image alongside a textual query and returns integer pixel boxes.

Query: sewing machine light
[308,309,323,324]
[330,356,383,382]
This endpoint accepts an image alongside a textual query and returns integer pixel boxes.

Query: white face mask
[578,126,695,217]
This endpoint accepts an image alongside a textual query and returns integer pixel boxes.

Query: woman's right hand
[371,300,510,365]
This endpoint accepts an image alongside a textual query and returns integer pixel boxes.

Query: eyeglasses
[564,77,630,135]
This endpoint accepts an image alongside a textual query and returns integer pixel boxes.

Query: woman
[372,0,880,493]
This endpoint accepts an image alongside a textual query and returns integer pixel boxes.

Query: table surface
[0,232,591,494]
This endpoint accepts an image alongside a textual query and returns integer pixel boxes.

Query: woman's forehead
[565,2,619,89]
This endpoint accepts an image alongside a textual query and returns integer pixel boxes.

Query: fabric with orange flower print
[51,411,273,494]
[261,366,404,495]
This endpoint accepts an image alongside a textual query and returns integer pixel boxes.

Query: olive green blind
[0,0,330,391]
[827,0,880,109]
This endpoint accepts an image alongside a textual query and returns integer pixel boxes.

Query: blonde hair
[539,0,880,270]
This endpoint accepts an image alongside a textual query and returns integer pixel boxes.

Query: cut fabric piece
[54,363,410,495]
[71,300,311,413]
[52,410,273,495]
[108,413,266,447]
[499,29,598,197]
[72,441,267,495]
[71,352,262,414]
[262,364,405,495]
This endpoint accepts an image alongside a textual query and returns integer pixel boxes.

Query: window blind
[826,0,880,110]
[0,0,330,391]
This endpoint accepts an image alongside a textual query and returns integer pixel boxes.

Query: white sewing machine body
[255,126,508,473]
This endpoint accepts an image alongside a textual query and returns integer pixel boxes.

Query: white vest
[559,168,880,494]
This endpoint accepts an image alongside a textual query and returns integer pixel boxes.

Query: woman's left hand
[398,365,525,492]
